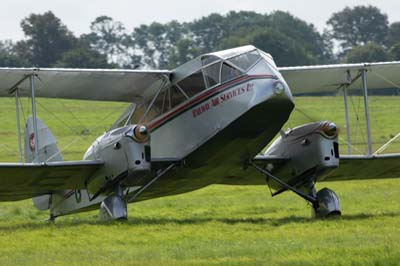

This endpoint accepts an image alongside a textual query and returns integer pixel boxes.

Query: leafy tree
[83,16,135,67]
[19,11,77,66]
[245,28,318,66]
[268,11,333,63]
[327,5,389,50]
[168,38,200,67]
[189,13,226,54]
[212,11,332,66]
[387,22,400,47]
[132,21,190,68]
[389,42,400,60]
[54,42,111,68]
[0,40,29,67]
[190,11,268,54]
[344,42,388,63]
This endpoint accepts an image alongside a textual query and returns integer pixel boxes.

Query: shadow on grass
[1,210,399,231]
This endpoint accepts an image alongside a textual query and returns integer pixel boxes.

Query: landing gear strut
[249,161,341,218]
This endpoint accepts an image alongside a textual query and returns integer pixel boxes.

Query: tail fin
[24,116,63,163]
[25,116,64,211]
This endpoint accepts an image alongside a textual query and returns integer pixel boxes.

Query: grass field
[0,96,399,266]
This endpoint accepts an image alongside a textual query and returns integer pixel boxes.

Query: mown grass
[0,96,399,266]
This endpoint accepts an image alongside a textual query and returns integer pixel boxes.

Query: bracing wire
[45,103,128,162]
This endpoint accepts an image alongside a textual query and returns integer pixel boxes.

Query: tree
[268,11,333,63]
[209,11,331,66]
[246,28,318,66]
[387,22,400,47]
[0,40,29,67]
[19,11,77,66]
[168,38,199,67]
[344,42,388,63]
[389,42,400,60]
[54,42,112,68]
[83,16,134,67]
[190,11,268,54]
[327,5,389,50]
[132,21,190,68]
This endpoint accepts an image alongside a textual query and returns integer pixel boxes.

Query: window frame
[225,49,262,73]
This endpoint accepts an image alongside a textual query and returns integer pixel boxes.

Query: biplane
[0,45,399,220]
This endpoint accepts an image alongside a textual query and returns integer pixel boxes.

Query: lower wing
[321,154,400,181]
[0,160,103,201]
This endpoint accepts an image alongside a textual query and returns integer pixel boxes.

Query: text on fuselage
[192,83,254,118]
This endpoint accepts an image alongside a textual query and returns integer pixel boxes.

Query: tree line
[0,5,399,69]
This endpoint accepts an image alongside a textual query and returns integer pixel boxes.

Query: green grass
[0,96,399,266]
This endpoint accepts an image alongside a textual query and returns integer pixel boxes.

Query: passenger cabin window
[221,63,241,83]
[130,84,191,124]
[170,85,188,108]
[228,50,261,71]
[203,62,221,87]
[141,95,163,123]
[177,70,207,97]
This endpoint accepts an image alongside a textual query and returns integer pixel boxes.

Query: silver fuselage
[132,55,295,200]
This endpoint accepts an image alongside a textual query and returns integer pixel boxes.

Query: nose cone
[137,125,148,137]
[321,121,338,137]
[134,125,149,142]
[125,125,150,143]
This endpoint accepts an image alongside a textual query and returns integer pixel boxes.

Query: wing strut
[8,73,41,163]
[29,74,40,162]
[15,89,23,162]
[127,163,175,203]
[361,69,373,156]
[343,85,352,154]
[339,68,372,156]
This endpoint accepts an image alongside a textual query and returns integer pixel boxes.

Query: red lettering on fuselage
[192,102,210,118]
[192,82,254,118]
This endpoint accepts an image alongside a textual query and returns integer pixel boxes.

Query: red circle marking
[29,133,35,152]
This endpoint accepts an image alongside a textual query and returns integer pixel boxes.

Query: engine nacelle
[84,124,151,195]
[264,121,339,188]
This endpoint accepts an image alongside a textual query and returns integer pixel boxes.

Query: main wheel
[312,187,341,218]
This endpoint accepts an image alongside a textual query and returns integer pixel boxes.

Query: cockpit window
[177,70,207,97]
[201,55,219,66]
[228,50,261,71]
[203,62,221,88]
[221,63,241,83]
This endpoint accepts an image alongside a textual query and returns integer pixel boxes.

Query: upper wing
[278,61,400,95]
[0,68,171,102]
[0,160,103,201]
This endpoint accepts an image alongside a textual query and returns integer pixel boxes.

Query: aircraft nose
[273,81,285,95]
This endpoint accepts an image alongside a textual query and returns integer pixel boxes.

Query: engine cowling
[264,121,339,189]
[83,124,151,195]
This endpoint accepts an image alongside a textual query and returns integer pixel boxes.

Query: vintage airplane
[0,45,399,221]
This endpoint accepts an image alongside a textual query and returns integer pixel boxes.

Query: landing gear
[99,186,127,221]
[312,188,341,218]
[249,160,341,218]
